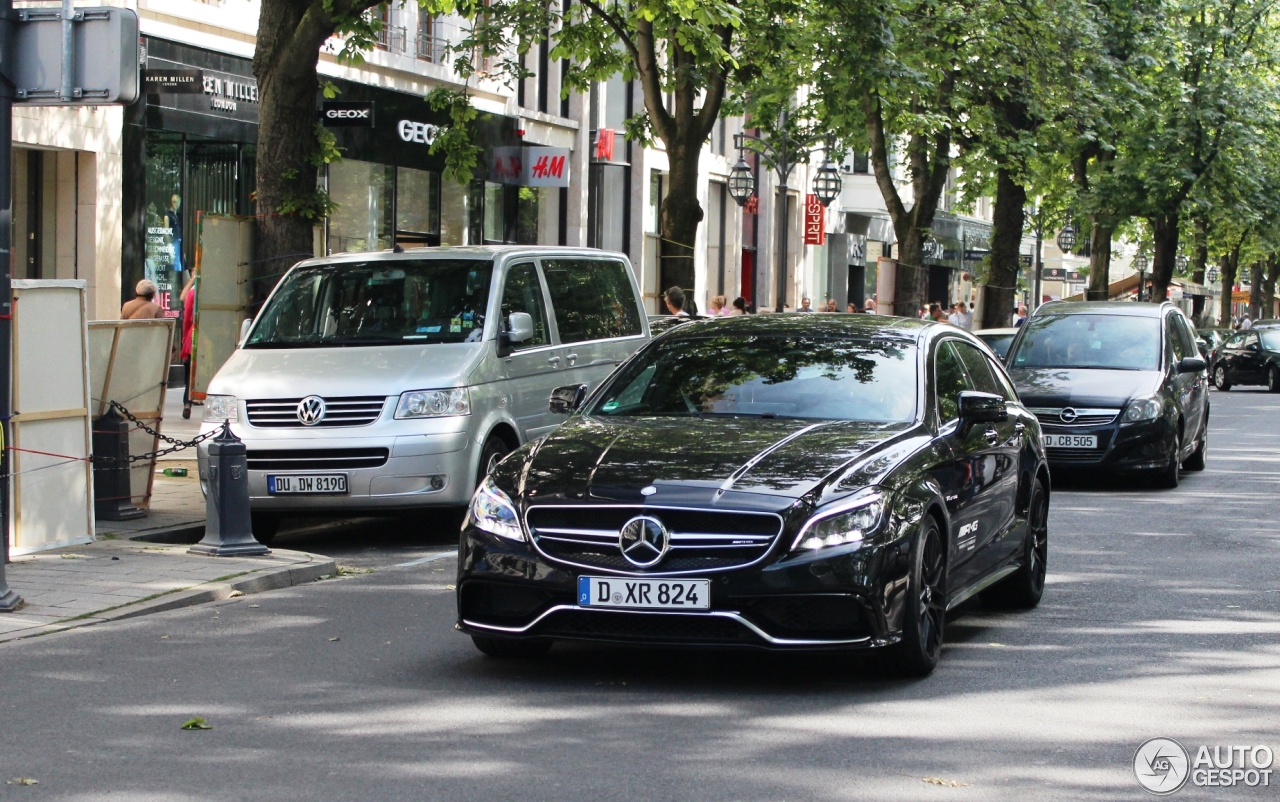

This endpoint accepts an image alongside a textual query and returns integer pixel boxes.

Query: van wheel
[251,513,280,545]
[476,434,514,487]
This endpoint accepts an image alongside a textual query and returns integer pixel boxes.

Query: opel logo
[297,395,326,426]
[619,515,669,568]
[1059,407,1078,423]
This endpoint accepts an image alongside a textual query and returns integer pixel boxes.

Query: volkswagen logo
[619,516,669,568]
[1059,407,1079,423]
[296,395,326,426]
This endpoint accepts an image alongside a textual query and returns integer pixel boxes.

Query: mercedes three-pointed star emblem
[618,515,669,568]
[296,395,326,426]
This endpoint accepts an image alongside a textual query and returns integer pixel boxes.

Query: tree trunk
[1085,215,1114,301]
[1249,261,1264,319]
[658,134,704,312]
[252,1,342,309]
[1218,247,1240,325]
[1149,211,1179,304]
[1190,211,1209,320]
[981,168,1025,328]
[1263,255,1280,320]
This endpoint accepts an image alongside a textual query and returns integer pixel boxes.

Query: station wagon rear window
[245,259,493,348]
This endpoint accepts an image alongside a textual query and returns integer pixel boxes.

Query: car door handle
[566,352,578,366]
[547,356,561,367]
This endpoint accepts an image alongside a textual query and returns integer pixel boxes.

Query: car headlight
[1122,395,1161,423]
[466,476,523,542]
[395,388,470,419]
[792,491,885,552]
[202,395,239,422]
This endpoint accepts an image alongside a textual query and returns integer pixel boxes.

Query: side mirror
[1245,342,1260,352]
[238,317,253,347]
[956,391,1008,429]
[1178,356,1207,374]
[549,383,588,415]
[508,312,534,343]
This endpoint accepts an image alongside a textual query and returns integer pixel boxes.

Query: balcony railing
[375,25,407,53]
[416,34,447,63]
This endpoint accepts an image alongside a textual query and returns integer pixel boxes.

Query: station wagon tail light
[395,388,470,418]
[792,491,885,552]
[467,476,523,541]
[202,395,239,423]
[1122,395,1161,423]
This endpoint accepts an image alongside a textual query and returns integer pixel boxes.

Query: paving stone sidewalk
[0,539,336,643]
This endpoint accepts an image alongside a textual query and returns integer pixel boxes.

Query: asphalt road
[2,388,1278,801]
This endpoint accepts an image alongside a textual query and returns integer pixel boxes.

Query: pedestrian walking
[930,303,948,322]
[709,295,728,316]
[825,299,838,312]
[947,303,962,326]
[122,279,166,320]
[729,297,748,315]
[180,275,196,419]
[799,297,814,312]
[959,302,975,331]
[847,302,858,313]
[665,286,690,317]
[865,298,877,314]
[1014,305,1028,327]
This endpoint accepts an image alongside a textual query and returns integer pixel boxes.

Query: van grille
[245,396,387,428]
[246,448,389,471]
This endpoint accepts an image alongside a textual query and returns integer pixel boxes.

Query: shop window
[483,181,506,242]
[542,259,643,343]
[517,187,538,244]
[395,166,441,247]
[143,137,184,314]
[329,158,394,253]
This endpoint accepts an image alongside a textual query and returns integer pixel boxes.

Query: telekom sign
[804,194,826,246]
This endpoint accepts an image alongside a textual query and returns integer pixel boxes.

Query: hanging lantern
[811,159,843,207]
[1207,266,1220,284]
[1176,254,1189,273]
[1134,253,1149,272]
[1055,223,1077,254]
[728,158,755,207]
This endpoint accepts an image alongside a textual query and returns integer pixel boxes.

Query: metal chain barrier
[97,400,221,463]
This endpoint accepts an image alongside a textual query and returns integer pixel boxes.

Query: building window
[708,181,727,295]
[416,14,446,62]
[647,170,664,234]
[328,159,395,253]
[376,7,406,53]
[395,166,441,247]
[853,151,869,174]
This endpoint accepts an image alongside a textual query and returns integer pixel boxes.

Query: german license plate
[578,576,710,610]
[267,474,348,494]
[1043,434,1097,449]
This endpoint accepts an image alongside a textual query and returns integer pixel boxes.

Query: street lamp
[1207,265,1220,284]
[731,111,841,311]
[1134,250,1149,302]
[1176,254,1189,274]
[1056,221,1077,254]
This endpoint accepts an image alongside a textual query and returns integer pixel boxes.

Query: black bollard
[92,407,145,521]
[190,422,268,557]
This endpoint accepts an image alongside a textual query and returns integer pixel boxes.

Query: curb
[0,549,337,643]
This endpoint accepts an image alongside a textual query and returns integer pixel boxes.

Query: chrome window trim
[462,604,872,646]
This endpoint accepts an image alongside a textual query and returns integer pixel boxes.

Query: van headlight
[202,395,239,422]
[1122,395,1161,423]
[792,490,885,551]
[466,476,523,542]
[395,388,470,418]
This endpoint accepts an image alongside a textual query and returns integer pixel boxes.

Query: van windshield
[245,259,493,348]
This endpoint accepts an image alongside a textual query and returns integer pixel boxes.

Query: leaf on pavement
[328,637,340,642]
[921,776,970,787]
[6,778,38,785]
[180,717,212,730]
[228,590,245,598]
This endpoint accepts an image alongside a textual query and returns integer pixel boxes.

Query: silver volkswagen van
[196,246,649,541]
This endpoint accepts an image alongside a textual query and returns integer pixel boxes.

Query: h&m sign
[491,146,572,187]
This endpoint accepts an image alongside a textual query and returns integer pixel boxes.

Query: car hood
[1009,368,1163,408]
[208,343,484,398]
[518,416,915,506]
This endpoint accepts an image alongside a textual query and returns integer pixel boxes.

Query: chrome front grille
[1030,407,1120,427]
[246,448,389,471]
[245,396,387,428]
[525,505,785,575]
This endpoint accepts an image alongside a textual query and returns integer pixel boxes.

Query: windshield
[1010,313,1161,371]
[977,333,1015,359]
[1261,330,1280,350]
[245,259,493,348]
[588,334,918,422]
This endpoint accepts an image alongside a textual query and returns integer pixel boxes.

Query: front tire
[1183,421,1208,471]
[985,479,1048,609]
[471,635,552,658]
[1269,366,1280,393]
[476,434,514,488]
[883,516,946,678]
[1153,431,1181,489]
[1214,365,1231,391]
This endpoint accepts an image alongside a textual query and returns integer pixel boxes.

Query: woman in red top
[180,274,196,418]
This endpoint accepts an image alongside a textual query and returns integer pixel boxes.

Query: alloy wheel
[918,526,946,662]
[1027,486,1049,597]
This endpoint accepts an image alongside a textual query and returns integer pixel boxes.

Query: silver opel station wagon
[196,246,650,542]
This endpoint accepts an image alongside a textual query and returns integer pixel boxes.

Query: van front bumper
[195,419,479,511]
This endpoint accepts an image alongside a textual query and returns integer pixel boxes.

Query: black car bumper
[455,526,912,650]
[1041,418,1176,472]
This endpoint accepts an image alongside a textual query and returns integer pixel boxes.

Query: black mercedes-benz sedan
[1004,301,1209,487]
[1211,327,1280,391]
[456,315,1051,676]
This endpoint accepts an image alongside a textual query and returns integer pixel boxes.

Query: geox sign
[321,101,375,128]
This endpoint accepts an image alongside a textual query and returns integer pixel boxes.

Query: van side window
[542,259,643,344]
[500,262,549,350]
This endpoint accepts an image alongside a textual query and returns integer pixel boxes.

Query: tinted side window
[935,341,974,424]
[1225,332,1247,349]
[1174,316,1198,357]
[952,340,1004,397]
[500,262,549,350]
[542,259,643,344]
[1166,316,1189,361]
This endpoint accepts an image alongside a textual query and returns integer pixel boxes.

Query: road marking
[395,551,456,568]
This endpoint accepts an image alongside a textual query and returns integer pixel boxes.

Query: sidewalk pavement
[1,388,338,643]
[0,540,336,643]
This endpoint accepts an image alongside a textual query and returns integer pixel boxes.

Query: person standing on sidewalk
[180,275,197,419]
[122,279,165,320]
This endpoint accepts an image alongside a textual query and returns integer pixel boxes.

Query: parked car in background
[198,246,650,542]
[647,314,705,336]
[1211,328,1280,392]
[974,327,1019,359]
[457,315,1051,677]
[1195,327,1230,362]
[1005,301,1209,488]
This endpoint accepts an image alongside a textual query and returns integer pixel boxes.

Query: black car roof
[652,313,939,343]
[1032,301,1175,318]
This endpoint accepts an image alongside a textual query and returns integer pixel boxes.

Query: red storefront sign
[804,193,826,245]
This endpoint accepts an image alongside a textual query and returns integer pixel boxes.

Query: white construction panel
[192,214,252,399]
